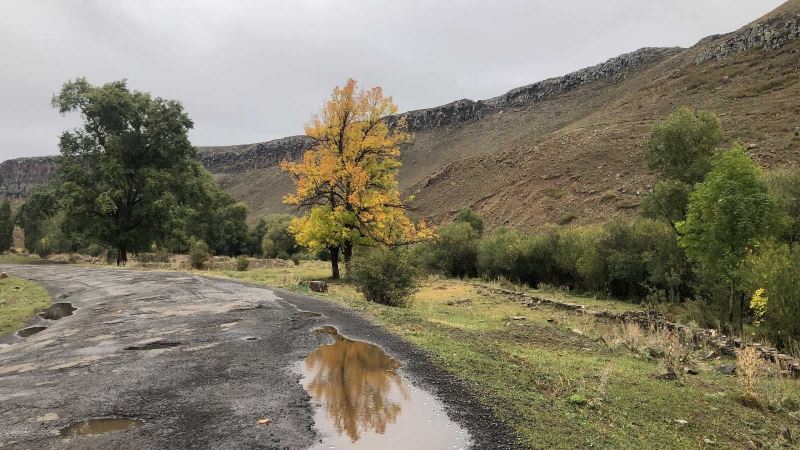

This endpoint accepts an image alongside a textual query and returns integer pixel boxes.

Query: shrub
[236,255,250,271]
[477,227,528,283]
[189,240,210,269]
[419,222,479,278]
[595,219,689,301]
[350,248,419,307]
[739,242,800,347]
[454,208,484,236]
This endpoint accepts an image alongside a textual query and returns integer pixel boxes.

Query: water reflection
[304,326,409,442]
[300,326,470,449]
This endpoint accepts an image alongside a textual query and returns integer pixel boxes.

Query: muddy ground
[0,265,519,449]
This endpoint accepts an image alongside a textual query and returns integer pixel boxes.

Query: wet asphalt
[0,265,520,450]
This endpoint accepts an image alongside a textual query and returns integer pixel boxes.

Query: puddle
[299,326,470,449]
[297,311,323,318]
[39,303,77,320]
[59,418,144,437]
[18,326,47,337]
[124,341,181,350]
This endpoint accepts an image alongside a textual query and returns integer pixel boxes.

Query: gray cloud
[0,0,785,160]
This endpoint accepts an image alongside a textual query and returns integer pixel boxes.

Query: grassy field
[209,260,800,449]
[0,274,51,335]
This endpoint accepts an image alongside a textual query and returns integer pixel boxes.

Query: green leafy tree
[645,107,723,183]
[765,167,800,243]
[641,180,692,230]
[643,107,723,228]
[51,78,246,264]
[678,145,789,331]
[14,185,62,254]
[0,200,13,252]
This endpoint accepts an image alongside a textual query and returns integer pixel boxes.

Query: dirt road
[0,265,518,449]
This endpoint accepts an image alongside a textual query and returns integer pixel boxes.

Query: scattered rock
[0,272,7,279]
[309,281,328,293]
[794,127,800,138]
[570,328,584,335]
[675,419,688,425]
[257,417,271,425]
[684,368,700,376]
[718,364,736,375]
[509,316,526,321]
[656,372,679,381]
[703,438,716,445]
[746,143,758,150]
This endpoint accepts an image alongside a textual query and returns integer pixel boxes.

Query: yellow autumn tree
[281,79,431,278]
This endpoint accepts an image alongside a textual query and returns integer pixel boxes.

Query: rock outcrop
[694,7,800,63]
[0,156,59,198]
[390,47,682,131]
[198,135,313,174]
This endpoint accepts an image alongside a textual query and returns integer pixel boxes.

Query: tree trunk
[329,246,340,279]
[117,243,128,267]
[342,241,353,276]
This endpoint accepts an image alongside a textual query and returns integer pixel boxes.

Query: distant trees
[0,200,13,252]
[255,214,298,259]
[282,79,430,278]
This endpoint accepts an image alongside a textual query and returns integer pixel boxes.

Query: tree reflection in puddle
[300,326,470,449]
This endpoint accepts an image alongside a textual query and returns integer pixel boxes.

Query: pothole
[296,311,323,318]
[39,303,77,320]
[299,326,470,448]
[59,418,144,437]
[18,326,47,337]
[124,341,181,351]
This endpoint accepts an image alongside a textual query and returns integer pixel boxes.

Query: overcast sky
[0,0,785,160]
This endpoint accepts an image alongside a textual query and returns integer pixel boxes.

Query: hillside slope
[2,1,799,227]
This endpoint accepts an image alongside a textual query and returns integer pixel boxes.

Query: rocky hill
[3,0,800,227]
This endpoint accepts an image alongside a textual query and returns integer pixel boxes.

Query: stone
[656,372,679,381]
[684,367,700,375]
[746,143,758,150]
[794,127,800,137]
[0,272,7,279]
[309,281,328,293]
[718,364,736,375]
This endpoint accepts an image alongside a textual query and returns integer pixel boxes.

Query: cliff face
[694,3,800,63]
[388,47,681,131]
[197,135,314,174]
[0,157,59,198]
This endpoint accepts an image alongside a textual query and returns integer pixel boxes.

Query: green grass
[214,262,800,449]
[0,275,51,335]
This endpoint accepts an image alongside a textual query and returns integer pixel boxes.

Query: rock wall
[694,9,800,63]
[0,135,315,199]
[197,135,313,174]
[390,47,682,131]
[0,157,59,198]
